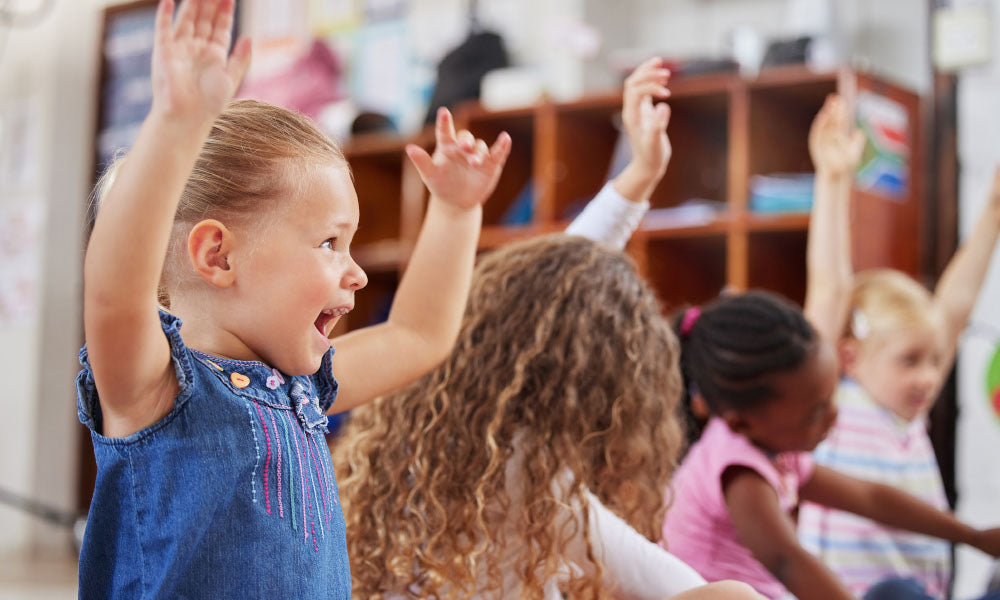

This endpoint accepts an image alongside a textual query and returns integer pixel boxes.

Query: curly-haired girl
[333,59,760,600]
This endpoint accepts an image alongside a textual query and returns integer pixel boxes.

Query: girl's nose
[345,257,368,291]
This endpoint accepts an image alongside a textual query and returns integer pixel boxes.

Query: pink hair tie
[680,306,702,337]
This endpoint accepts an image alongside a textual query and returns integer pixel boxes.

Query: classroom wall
[955,1,1000,593]
[0,0,109,558]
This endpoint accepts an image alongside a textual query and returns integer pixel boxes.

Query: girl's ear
[838,338,860,376]
[188,219,236,288]
[721,409,751,437]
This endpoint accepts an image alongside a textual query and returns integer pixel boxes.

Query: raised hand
[808,94,865,178]
[151,0,251,122]
[405,107,512,211]
[622,56,672,179]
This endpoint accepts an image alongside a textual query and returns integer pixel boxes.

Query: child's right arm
[566,56,672,249]
[800,465,1000,559]
[803,95,865,345]
[724,467,857,600]
[931,166,1000,380]
[83,0,250,437]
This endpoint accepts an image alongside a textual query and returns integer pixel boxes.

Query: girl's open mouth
[314,307,351,337]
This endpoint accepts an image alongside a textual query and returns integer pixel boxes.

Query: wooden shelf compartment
[637,234,727,313]
[345,143,405,249]
[745,229,808,305]
[746,72,837,178]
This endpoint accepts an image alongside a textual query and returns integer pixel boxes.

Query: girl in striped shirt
[798,93,1000,599]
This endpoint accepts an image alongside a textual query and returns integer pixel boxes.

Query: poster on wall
[308,0,359,35]
[985,344,1000,423]
[95,1,239,186]
[855,90,910,200]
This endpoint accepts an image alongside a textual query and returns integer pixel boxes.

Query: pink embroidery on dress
[267,406,284,518]
[252,400,273,514]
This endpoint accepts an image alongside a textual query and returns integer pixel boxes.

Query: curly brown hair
[333,234,685,599]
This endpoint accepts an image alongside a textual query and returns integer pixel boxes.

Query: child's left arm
[803,95,865,345]
[566,56,672,249]
[932,166,1000,377]
[328,108,511,413]
[800,465,1000,557]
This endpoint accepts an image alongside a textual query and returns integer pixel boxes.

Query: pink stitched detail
[252,401,273,514]
[284,410,308,543]
[268,407,284,518]
[307,435,331,529]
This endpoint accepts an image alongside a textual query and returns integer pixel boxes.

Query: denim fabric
[76,311,350,599]
[864,577,1000,600]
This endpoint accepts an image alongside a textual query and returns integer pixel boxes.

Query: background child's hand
[808,94,865,178]
[405,108,512,211]
[990,166,1000,227]
[151,0,251,123]
[623,57,672,179]
[973,527,1000,556]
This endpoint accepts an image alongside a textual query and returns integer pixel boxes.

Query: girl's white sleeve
[565,490,707,599]
[564,181,650,250]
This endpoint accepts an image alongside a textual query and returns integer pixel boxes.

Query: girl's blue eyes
[321,238,337,250]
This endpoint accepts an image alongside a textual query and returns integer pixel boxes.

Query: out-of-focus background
[1,0,999,597]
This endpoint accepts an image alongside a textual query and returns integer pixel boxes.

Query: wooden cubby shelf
[342,66,923,327]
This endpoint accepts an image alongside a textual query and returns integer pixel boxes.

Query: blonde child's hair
[93,99,347,307]
[845,269,939,344]
[333,234,685,600]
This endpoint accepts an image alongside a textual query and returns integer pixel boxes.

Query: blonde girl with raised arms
[660,95,1000,600]
[797,96,1000,599]
[334,57,762,600]
[76,0,511,597]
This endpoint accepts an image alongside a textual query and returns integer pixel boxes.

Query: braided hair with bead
[673,290,817,445]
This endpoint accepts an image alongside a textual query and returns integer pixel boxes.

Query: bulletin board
[91,1,239,190]
[92,0,158,187]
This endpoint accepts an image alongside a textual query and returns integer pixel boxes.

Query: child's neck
[168,297,264,364]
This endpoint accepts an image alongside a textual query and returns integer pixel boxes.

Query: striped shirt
[798,379,951,599]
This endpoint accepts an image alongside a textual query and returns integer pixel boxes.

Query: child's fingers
[405,144,435,181]
[225,36,252,88]
[628,56,664,81]
[195,0,219,41]
[656,101,671,128]
[173,0,198,38]
[154,0,175,46]
[473,139,489,165]
[210,0,235,48]
[457,129,476,152]
[486,132,512,170]
[631,81,671,100]
[435,107,458,146]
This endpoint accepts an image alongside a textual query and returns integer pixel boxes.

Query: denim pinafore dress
[76,311,351,598]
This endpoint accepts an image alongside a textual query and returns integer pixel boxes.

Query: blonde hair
[334,234,686,600]
[93,99,347,307]
[846,269,939,343]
